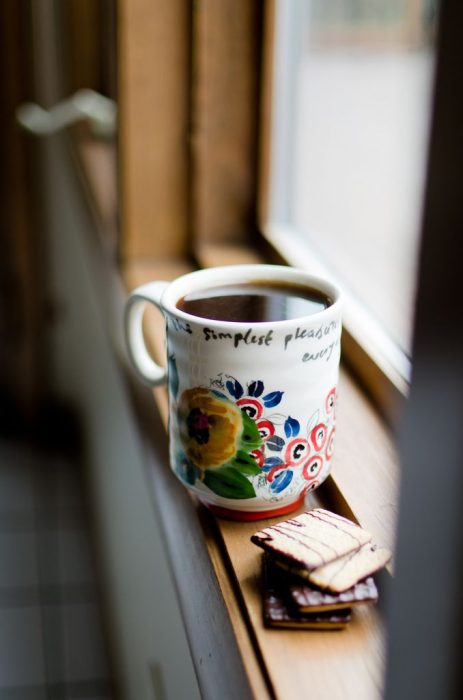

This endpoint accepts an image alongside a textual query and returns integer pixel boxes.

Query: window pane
[285,0,436,354]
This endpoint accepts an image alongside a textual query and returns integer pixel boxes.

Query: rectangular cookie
[307,543,391,593]
[289,574,379,613]
[268,554,378,612]
[263,556,352,630]
[251,508,372,572]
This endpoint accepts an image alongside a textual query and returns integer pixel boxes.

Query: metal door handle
[16,89,117,138]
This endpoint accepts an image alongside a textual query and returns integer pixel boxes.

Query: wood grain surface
[118,0,190,260]
[191,0,262,246]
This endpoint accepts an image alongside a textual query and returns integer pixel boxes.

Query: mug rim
[160,264,342,329]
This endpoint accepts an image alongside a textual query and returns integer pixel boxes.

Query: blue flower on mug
[220,376,284,417]
[262,459,294,493]
[271,469,293,493]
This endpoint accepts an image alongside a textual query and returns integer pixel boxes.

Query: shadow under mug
[124,264,342,521]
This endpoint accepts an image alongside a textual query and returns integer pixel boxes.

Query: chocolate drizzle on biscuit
[309,510,365,548]
[250,508,372,572]
[267,523,340,565]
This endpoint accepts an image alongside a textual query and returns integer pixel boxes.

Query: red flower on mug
[302,455,324,481]
[302,480,320,495]
[310,423,327,451]
[284,438,310,466]
[236,397,264,421]
[325,428,336,460]
[251,448,265,468]
[325,387,336,414]
[256,419,276,441]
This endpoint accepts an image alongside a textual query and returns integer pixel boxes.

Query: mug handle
[124,281,170,386]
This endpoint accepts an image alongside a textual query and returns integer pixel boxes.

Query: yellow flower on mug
[178,387,244,469]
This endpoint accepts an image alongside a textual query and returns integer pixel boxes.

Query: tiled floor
[0,441,114,700]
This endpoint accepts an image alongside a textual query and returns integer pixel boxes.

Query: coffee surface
[176,281,331,323]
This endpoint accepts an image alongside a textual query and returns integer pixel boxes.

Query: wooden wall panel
[118,0,191,261]
[191,0,263,245]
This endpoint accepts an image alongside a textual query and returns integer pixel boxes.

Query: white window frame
[260,0,415,411]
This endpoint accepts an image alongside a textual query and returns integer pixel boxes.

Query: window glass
[271,0,437,355]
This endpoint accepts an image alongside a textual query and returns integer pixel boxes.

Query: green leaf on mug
[203,466,256,499]
[239,412,262,451]
[229,450,261,476]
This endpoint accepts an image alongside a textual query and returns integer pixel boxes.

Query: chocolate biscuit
[251,508,372,572]
[289,574,378,612]
[263,556,351,630]
[308,542,391,592]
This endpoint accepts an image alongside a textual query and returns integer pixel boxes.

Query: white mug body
[125,265,342,520]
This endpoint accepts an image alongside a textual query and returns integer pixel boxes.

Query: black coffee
[176,281,332,323]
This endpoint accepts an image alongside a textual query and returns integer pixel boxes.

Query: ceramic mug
[124,265,342,520]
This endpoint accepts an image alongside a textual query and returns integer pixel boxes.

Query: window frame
[257,0,429,420]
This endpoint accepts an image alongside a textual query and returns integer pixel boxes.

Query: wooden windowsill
[123,252,398,700]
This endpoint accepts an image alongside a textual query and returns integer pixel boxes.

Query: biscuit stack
[251,508,391,630]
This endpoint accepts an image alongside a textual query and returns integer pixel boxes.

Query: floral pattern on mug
[251,383,337,497]
[171,362,337,502]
